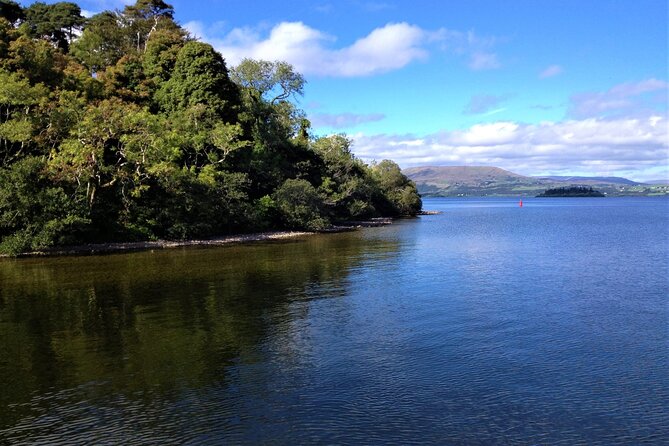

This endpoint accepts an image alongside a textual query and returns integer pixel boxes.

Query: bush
[370,160,422,216]
[0,157,91,254]
[272,179,329,231]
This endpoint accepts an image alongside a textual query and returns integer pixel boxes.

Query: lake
[1,197,667,444]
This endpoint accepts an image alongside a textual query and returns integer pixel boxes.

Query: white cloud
[569,78,668,118]
[539,64,563,79]
[313,4,334,13]
[468,52,501,70]
[464,94,511,114]
[349,115,668,180]
[347,79,669,180]
[362,2,396,12]
[185,21,431,77]
[338,23,430,76]
[310,112,385,129]
[185,21,501,77]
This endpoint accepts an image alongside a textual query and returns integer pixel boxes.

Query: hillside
[404,166,529,185]
[403,166,541,196]
[404,166,669,197]
[537,176,640,186]
[644,180,669,185]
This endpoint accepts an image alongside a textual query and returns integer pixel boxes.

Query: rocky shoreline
[0,214,445,259]
[0,231,312,259]
[0,218,397,259]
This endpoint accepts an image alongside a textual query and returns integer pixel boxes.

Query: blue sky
[25,0,669,180]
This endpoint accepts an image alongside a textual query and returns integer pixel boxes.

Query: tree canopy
[0,0,421,255]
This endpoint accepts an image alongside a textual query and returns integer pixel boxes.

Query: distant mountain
[404,166,668,197]
[404,166,530,185]
[404,166,542,197]
[536,176,640,186]
[644,180,669,185]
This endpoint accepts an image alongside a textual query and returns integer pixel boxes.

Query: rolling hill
[537,176,640,186]
[644,180,669,185]
[403,166,669,197]
[404,166,529,185]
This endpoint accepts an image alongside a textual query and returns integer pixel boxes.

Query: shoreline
[3,231,313,259]
[0,218,400,259]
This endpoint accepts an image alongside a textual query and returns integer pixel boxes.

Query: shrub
[272,178,329,231]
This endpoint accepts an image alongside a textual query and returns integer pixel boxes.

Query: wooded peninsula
[0,0,422,255]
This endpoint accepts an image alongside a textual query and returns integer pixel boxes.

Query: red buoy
[519,199,523,207]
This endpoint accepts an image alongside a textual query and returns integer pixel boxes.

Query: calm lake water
[1,197,667,444]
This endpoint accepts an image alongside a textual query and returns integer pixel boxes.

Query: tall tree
[2,34,67,85]
[0,69,48,162]
[0,0,24,25]
[370,160,422,216]
[121,0,176,52]
[232,59,305,105]
[24,2,84,50]
[156,41,240,122]
[70,12,124,72]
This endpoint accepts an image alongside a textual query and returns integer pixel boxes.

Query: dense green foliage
[537,186,605,197]
[0,0,421,254]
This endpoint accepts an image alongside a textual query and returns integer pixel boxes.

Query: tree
[2,34,68,85]
[0,0,24,25]
[124,0,174,20]
[231,59,305,105]
[311,135,377,219]
[155,41,240,122]
[0,156,89,254]
[24,2,84,50]
[142,27,186,82]
[273,178,328,231]
[0,69,48,162]
[70,12,125,72]
[100,54,152,103]
[47,2,84,44]
[371,160,422,216]
[72,1,180,72]
[232,59,306,143]
[121,0,176,52]
[49,98,138,208]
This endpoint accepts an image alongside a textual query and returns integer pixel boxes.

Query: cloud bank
[569,78,668,119]
[343,79,669,180]
[185,21,501,76]
[310,112,386,129]
[351,115,668,180]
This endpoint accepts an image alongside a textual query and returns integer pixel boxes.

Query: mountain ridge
[537,176,640,186]
[403,166,668,196]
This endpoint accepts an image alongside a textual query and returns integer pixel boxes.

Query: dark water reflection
[1,197,667,444]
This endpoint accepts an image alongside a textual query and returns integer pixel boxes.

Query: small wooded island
[537,186,605,197]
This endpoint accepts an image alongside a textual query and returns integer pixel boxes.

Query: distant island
[537,186,605,197]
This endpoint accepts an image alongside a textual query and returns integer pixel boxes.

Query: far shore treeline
[0,0,421,255]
